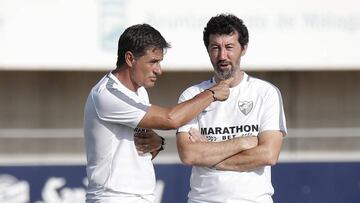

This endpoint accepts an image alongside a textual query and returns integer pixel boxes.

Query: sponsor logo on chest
[200,124,259,142]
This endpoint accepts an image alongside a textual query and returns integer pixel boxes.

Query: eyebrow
[209,42,236,46]
[149,58,162,63]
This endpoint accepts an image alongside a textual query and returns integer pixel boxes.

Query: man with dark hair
[177,14,287,203]
[84,23,232,202]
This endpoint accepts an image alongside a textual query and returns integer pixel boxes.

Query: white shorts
[86,192,155,203]
[188,194,273,203]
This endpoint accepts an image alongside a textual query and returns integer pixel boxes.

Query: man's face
[131,48,163,88]
[207,32,246,80]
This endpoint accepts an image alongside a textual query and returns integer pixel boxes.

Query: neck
[112,67,138,92]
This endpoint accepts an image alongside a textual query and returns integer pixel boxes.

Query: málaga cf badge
[238,101,253,115]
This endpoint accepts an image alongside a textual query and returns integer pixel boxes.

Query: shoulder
[90,74,111,96]
[246,74,281,96]
[183,79,212,93]
[179,79,213,101]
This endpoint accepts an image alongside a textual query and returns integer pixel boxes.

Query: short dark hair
[116,24,171,67]
[203,14,249,49]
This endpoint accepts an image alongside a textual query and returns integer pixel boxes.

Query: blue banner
[0,163,359,203]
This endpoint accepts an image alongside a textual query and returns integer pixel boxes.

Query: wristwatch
[158,136,165,151]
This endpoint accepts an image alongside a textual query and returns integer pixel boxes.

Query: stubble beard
[215,66,236,80]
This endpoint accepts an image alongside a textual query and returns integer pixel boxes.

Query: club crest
[238,101,253,115]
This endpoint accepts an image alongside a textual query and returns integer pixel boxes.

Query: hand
[134,129,163,155]
[209,77,233,101]
[189,127,208,143]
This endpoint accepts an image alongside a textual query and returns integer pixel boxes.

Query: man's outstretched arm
[138,78,232,130]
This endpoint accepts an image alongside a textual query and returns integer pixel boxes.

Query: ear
[125,51,135,67]
[241,44,248,56]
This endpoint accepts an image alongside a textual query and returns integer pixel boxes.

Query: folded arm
[214,130,284,172]
[176,128,258,167]
[134,129,165,160]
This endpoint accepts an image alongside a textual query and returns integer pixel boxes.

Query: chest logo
[238,101,253,115]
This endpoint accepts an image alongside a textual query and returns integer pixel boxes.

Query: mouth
[215,63,235,80]
[150,77,157,82]
[217,65,230,72]
[217,61,230,69]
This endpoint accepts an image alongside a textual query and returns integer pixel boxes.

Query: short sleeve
[92,85,150,129]
[260,86,287,136]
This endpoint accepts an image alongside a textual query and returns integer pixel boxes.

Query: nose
[154,64,162,75]
[219,48,227,60]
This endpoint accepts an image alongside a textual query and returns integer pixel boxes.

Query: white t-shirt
[84,72,155,202]
[178,72,287,203]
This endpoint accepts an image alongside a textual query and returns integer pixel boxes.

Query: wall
[0,70,359,163]
[0,70,359,202]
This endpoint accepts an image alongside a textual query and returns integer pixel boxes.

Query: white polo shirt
[84,72,154,202]
[178,72,287,203]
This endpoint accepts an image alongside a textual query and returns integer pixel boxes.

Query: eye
[210,46,220,51]
[226,45,234,50]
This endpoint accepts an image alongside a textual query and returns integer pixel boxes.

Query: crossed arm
[134,129,165,160]
[176,128,284,171]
